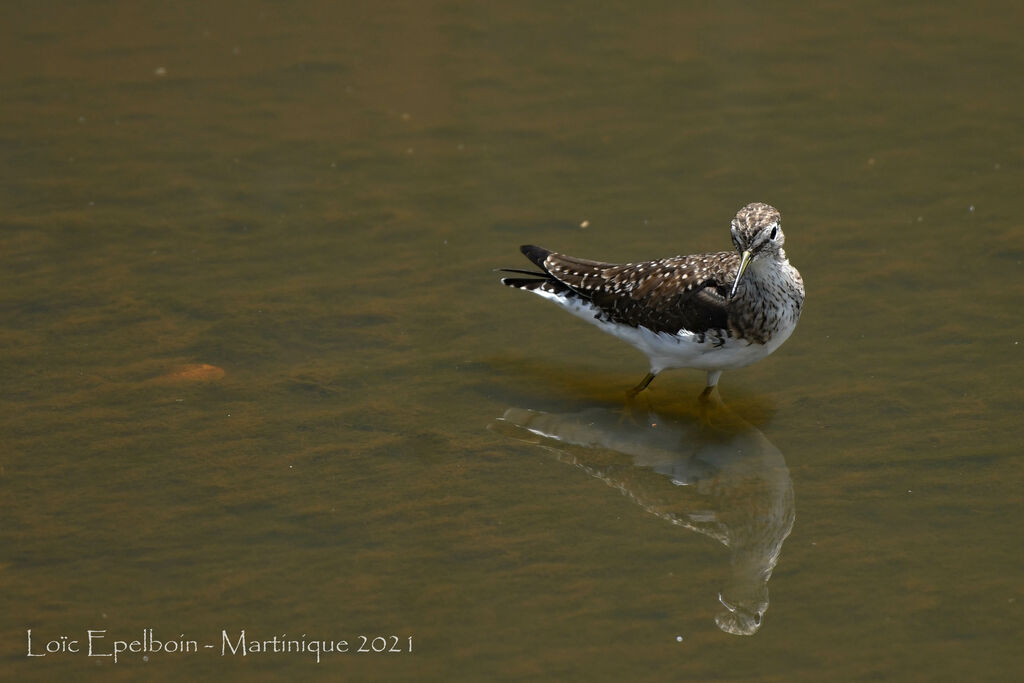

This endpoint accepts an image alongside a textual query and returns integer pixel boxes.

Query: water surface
[1,1,1022,680]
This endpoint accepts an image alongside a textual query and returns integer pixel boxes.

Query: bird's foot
[626,371,657,398]
[622,388,654,417]
[698,384,721,403]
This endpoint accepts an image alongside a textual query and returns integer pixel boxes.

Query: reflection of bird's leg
[626,371,657,398]
[697,383,727,427]
[617,402,639,426]
[695,371,723,426]
[621,384,654,425]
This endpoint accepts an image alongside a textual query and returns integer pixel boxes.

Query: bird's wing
[537,249,738,335]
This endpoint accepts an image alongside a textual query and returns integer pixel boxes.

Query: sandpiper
[500,203,804,396]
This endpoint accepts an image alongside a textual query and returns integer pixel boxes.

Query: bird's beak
[730,250,752,298]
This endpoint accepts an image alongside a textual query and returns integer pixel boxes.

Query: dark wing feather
[520,245,554,270]
[499,244,610,297]
[537,250,738,335]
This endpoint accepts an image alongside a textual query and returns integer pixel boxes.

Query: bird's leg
[698,370,726,425]
[698,370,722,405]
[626,371,657,398]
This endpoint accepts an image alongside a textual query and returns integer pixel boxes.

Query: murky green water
[2,1,1022,680]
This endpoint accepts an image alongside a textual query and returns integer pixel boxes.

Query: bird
[499,202,804,397]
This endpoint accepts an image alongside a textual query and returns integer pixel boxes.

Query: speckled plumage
[500,203,804,394]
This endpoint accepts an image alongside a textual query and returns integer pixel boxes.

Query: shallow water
[2,1,1022,680]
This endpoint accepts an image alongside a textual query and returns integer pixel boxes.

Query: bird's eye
[770,226,778,240]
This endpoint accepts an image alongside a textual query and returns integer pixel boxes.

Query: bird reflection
[493,397,794,636]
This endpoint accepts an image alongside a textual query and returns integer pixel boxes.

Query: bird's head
[729,202,784,298]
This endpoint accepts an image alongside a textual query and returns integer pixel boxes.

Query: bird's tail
[499,245,565,291]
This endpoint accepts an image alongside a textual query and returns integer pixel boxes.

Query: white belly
[531,288,797,374]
